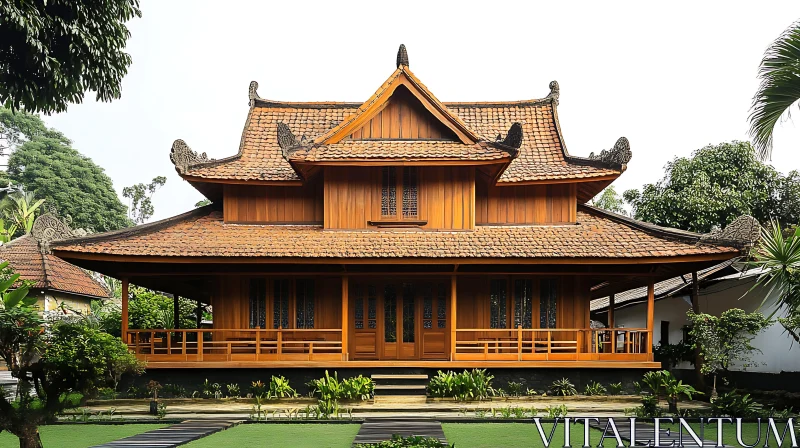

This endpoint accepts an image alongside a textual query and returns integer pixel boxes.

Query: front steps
[371,374,428,404]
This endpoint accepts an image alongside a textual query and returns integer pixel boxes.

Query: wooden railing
[125,328,344,362]
[453,327,651,361]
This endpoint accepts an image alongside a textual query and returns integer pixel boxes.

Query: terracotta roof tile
[0,235,111,298]
[52,207,738,260]
[290,140,509,162]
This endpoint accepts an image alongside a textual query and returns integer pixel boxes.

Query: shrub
[250,380,268,398]
[546,404,569,418]
[642,370,669,397]
[583,381,607,396]
[97,388,117,400]
[200,378,222,398]
[608,382,623,395]
[268,375,297,399]
[506,381,524,397]
[549,378,577,396]
[354,435,450,447]
[427,369,495,401]
[625,395,664,418]
[162,383,188,398]
[710,390,760,417]
[226,383,241,398]
[147,380,162,400]
[526,387,538,396]
[341,375,374,400]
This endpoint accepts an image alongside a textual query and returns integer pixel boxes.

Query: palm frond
[750,220,800,315]
[749,20,800,160]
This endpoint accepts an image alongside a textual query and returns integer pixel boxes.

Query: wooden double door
[349,280,449,360]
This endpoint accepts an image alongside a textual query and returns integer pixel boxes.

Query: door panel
[350,284,378,359]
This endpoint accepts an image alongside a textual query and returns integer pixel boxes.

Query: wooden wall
[211,276,341,330]
[323,166,475,230]
[349,86,455,140]
[475,181,577,225]
[223,180,323,224]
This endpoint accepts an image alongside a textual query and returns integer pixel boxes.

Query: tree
[589,186,626,215]
[6,122,131,232]
[687,309,771,397]
[624,141,800,233]
[0,1,142,114]
[750,221,800,343]
[123,176,166,224]
[93,286,199,337]
[749,20,800,160]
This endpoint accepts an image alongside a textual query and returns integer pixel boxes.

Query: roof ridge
[51,205,216,248]
[579,203,708,244]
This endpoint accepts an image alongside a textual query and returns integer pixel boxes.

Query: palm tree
[749,20,800,160]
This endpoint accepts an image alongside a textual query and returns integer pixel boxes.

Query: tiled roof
[181,96,621,183]
[52,205,739,260]
[590,259,738,312]
[0,235,111,298]
[290,140,509,162]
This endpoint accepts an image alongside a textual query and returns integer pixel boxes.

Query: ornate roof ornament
[31,213,75,253]
[248,81,261,106]
[699,215,761,249]
[396,44,409,68]
[547,80,560,105]
[170,139,211,173]
[277,122,302,158]
[495,123,524,150]
[588,137,632,165]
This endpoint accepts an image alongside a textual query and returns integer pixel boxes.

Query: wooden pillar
[196,300,203,328]
[691,271,706,388]
[450,275,457,361]
[608,294,616,353]
[646,281,655,355]
[173,295,180,330]
[341,275,349,361]
[121,277,129,342]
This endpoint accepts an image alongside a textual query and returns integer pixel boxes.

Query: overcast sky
[41,1,800,222]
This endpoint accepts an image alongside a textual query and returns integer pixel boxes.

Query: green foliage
[195,199,212,208]
[200,379,221,398]
[161,384,188,399]
[710,390,760,417]
[123,176,167,224]
[0,260,35,309]
[608,382,623,395]
[308,371,374,401]
[0,1,142,114]
[545,404,569,418]
[353,434,450,447]
[250,380,268,399]
[749,20,800,159]
[687,308,772,375]
[653,341,695,369]
[6,114,131,231]
[0,190,44,235]
[93,285,200,336]
[427,369,495,401]
[641,370,669,398]
[225,383,241,398]
[590,186,626,214]
[662,374,701,403]
[625,395,664,418]
[549,377,577,396]
[583,380,607,396]
[623,141,800,232]
[268,375,297,399]
[506,381,524,397]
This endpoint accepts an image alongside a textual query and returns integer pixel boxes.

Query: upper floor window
[489,279,507,329]
[381,167,418,219]
[540,279,558,329]
[295,279,315,329]
[249,278,267,329]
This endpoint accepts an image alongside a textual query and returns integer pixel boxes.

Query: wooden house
[51,45,757,374]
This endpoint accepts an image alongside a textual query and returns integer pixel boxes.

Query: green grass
[442,423,620,448]
[0,424,166,448]
[183,424,361,448]
[658,421,797,448]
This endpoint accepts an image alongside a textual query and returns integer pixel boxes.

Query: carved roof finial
[497,123,524,150]
[699,215,761,249]
[277,122,301,158]
[170,139,211,173]
[248,81,260,106]
[547,80,560,105]
[588,137,632,166]
[396,44,409,68]
[31,213,74,253]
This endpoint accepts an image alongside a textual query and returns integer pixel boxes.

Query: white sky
[41,1,800,222]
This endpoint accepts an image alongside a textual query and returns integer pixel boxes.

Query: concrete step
[373,395,428,405]
[371,374,428,380]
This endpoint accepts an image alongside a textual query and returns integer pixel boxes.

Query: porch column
[173,295,180,330]
[646,281,654,354]
[121,277,129,342]
[341,275,349,361]
[196,299,203,328]
[608,294,615,353]
[691,271,705,388]
[450,275,457,360]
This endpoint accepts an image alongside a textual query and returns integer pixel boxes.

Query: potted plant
[147,380,163,415]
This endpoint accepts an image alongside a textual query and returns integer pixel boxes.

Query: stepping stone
[91,419,240,447]
[353,418,447,446]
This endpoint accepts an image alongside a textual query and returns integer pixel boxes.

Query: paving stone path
[591,418,723,447]
[91,419,240,448]
[352,418,447,446]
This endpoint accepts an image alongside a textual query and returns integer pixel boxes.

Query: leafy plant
[662,374,702,413]
[147,380,162,401]
[162,384,188,399]
[226,383,241,398]
[353,434,450,447]
[642,370,669,398]
[625,395,664,418]
[156,402,167,419]
[583,381,607,396]
[506,381,524,397]
[250,380,268,399]
[201,378,222,399]
[427,369,495,401]
[549,378,576,396]
[710,390,760,418]
[608,382,623,395]
[340,375,374,400]
[653,341,696,369]
[546,404,569,418]
[268,376,297,399]
[525,388,538,396]
[633,381,642,395]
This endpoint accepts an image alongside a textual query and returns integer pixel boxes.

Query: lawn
[0,424,166,448]
[658,421,798,448]
[442,423,621,448]
[183,423,361,448]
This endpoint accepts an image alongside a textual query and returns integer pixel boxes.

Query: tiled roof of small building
[51,205,739,260]
[0,235,111,298]
[290,140,509,162]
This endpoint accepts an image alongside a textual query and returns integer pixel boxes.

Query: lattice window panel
[540,279,558,329]
[249,278,267,329]
[402,167,418,218]
[514,279,533,329]
[273,279,290,329]
[295,279,315,329]
[489,279,507,329]
[381,167,397,217]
